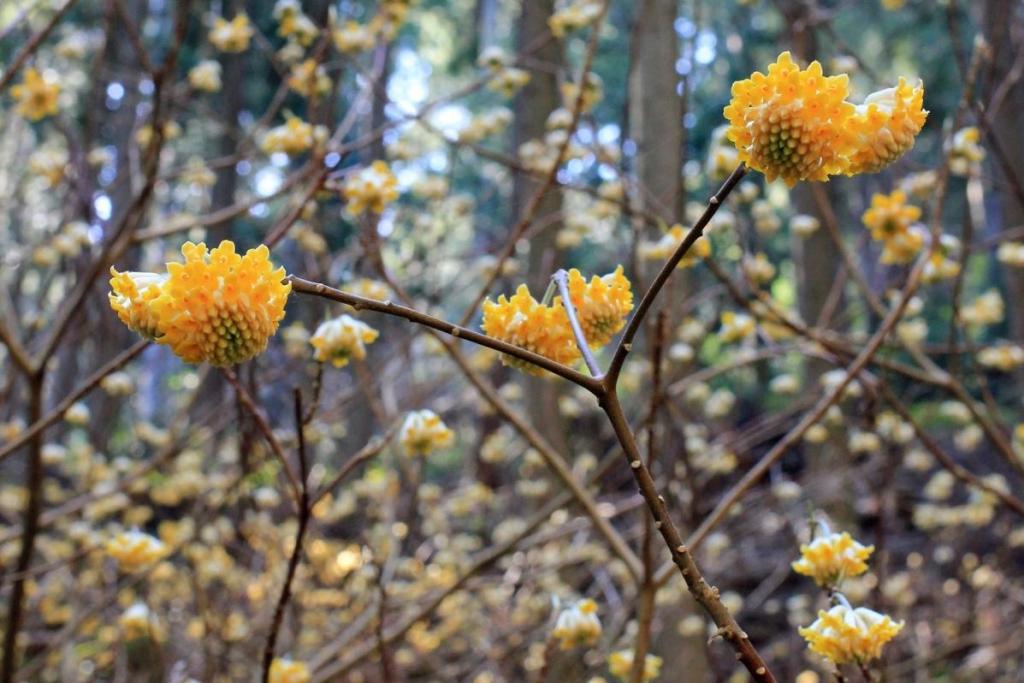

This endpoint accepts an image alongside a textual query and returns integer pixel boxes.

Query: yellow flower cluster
[638,225,711,267]
[399,410,455,457]
[209,14,254,53]
[724,52,926,186]
[119,603,163,641]
[607,649,662,681]
[481,285,579,374]
[287,59,332,98]
[861,190,924,264]
[948,126,985,176]
[799,604,904,665]
[109,241,291,366]
[309,314,379,367]
[268,658,310,683]
[333,20,376,53]
[482,267,633,374]
[561,266,633,348]
[343,161,399,215]
[274,0,317,46]
[847,78,928,175]
[549,0,603,37]
[792,532,874,587]
[12,67,60,121]
[719,311,756,343]
[552,598,602,649]
[106,530,168,571]
[188,60,222,92]
[262,115,326,155]
[108,271,165,339]
[977,343,1024,371]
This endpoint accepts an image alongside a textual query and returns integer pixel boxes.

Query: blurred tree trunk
[779,0,852,525]
[629,3,710,680]
[983,2,1024,344]
[513,0,568,455]
[628,0,685,227]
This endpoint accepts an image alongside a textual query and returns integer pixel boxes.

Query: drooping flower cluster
[109,241,291,366]
[11,67,61,121]
[551,598,602,649]
[287,59,332,98]
[846,78,928,175]
[309,314,379,367]
[268,658,310,683]
[482,267,633,374]
[119,603,163,641]
[481,285,580,374]
[638,224,711,267]
[607,649,663,681]
[792,531,874,587]
[794,522,903,667]
[724,52,926,186]
[209,13,254,53]
[561,266,633,348]
[399,410,455,457]
[262,115,326,155]
[342,161,399,215]
[106,530,168,571]
[188,60,223,92]
[273,0,317,46]
[799,604,904,665]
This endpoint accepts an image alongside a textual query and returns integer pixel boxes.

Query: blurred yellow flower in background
[792,531,874,587]
[11,67,60,121]
[310,314,379,367]
[400,409,455,456]
[210,14,253,53]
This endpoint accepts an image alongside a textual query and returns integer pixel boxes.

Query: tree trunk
[513,0,568,455]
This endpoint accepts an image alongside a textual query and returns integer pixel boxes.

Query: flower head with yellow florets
[724,52,856,186]
[862,190,924,264]
[109,271,166,340]
[268,658,310,683]
[799,603,904,665]
[481,284,579,374]
[109,241,290,366]
[847,78,928,175]
[724,52,926,185]
[561,266,633,348]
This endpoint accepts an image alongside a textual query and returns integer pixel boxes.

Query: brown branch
[261,390,311,683]
[222,369,302,506]
[0,341,148,464]
[287,276,599,389]
[0,371,44,683]
[0,0,80,92]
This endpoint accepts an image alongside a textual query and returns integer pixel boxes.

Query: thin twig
[222,369,302,506]
[552,269,602,377]
[261,390,311,683]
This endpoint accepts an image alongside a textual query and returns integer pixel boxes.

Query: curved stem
[552,269,603,377]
